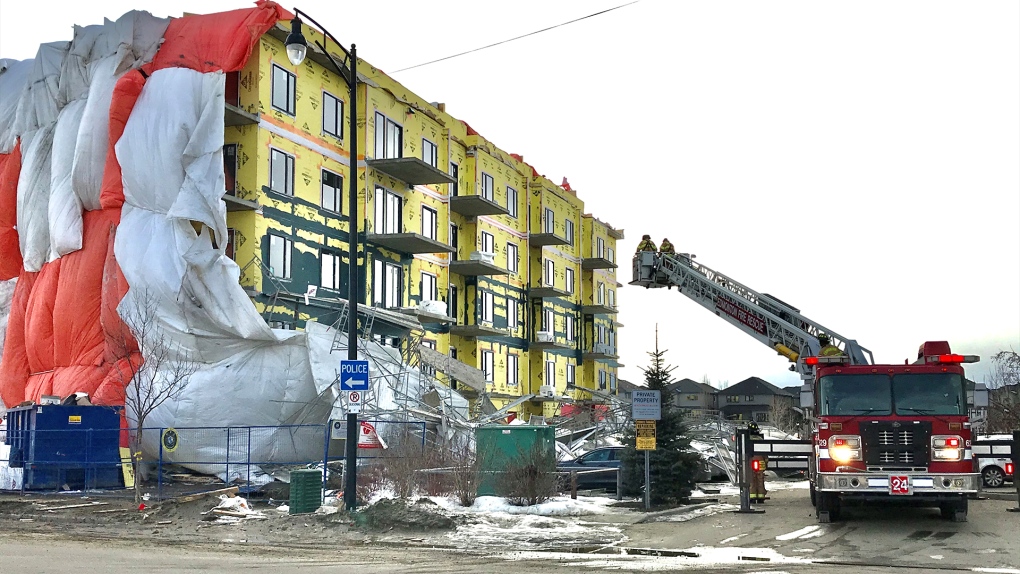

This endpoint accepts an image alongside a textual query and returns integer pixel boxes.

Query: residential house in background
[718,377,795,423]
[667,378,717,415]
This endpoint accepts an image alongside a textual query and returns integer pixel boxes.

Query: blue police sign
[340,360,370,391]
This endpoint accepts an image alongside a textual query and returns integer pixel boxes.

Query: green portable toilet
[475,425,556,496]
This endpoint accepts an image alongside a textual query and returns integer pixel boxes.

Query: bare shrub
[446,439,481,507]
[381,427,428,498]
[494,442,557,506]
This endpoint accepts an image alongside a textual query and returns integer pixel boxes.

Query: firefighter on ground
[748,422,768,504]
[659,238,675,254]
[636,235,657,253]
[818,333,844,357]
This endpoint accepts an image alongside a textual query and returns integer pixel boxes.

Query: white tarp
[0,59,33,154]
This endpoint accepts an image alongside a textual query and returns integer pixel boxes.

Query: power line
[391,1,640,73]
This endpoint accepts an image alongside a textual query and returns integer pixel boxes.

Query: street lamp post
[286,10,360,511]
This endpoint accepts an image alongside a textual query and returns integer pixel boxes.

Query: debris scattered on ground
[354,498,456,531]
[203,495,266,524]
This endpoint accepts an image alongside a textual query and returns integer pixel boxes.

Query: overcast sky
[3,1,1017,389]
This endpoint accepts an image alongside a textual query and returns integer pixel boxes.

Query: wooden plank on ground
[38,502,109,511]
[176,486,239,503]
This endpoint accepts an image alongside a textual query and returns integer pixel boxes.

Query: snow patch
[501,546,812,570]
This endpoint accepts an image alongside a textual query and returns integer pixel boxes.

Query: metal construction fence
[0,420,427,500]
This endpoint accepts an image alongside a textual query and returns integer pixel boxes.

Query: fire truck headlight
[828,435,862,463]
[931,435,964,461]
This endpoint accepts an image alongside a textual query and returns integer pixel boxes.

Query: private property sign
[715,295,767,335]
[632,390,661,420]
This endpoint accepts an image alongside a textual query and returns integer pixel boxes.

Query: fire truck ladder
[631,251,873,379]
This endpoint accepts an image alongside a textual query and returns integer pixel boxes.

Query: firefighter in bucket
[748,422,768,503]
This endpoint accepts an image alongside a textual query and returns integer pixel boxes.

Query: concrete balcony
[449,259,507,276]
[450,195,509,217]
[530,284,570,299]
[449,322,507,338]
[531,334,574,351]
[529,232,569,247]
[366,157,455,186]
[223,192,258,211]
[583,343,619,361]
[581,302,617,315]
[607,226,625,240]
[396,306,456,325]
[225,103,258,127]
[581,256,617,270]
[367,232,456,255]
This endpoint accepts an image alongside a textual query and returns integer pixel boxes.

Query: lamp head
[286,17,307,65]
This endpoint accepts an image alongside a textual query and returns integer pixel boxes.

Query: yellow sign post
[636,420,656,450]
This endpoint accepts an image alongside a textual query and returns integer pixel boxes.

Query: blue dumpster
[4,405,124,490]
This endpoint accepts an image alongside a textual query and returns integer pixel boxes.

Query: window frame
[372,259,403,308]
[544,207,555,234]
[566,364,576,389]
[597,237,606,258]
[320,249,342,290]
[545,360,556,387]
[564,219,574,246]
[267,234,292,279]
[481,173,494,201]
[374,185,402,234]
[269,148,295,196]
[481,350,494,382]
[506,186,518,218]
[544,259,555,287]
[223,143,238,195]
[421,272,437,302]
[321,168,342,213]
[481,231,495,254]
[480,290,494,324]
[421,205,438,240]
[565,267,574,295]
[422,138,438,167]
[543,308,554,333]
[565,315,575,342]
[374,112,403,159]
[449,162,459,196]
[507,298,518,330]
[507,354,519,387]
[322,90,344,140]
[599,370,607,390]
[271,64,296,115]
[506,242,518,274]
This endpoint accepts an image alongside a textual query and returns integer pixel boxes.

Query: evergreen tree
[620,330,702,504]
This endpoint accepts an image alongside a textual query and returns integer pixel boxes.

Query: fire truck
[631,250,988,523]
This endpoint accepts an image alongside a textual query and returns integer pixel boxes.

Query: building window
[225,228,236,261]
[421,206,438,240]
[481,173,494,201]
[507,354,518,387]
[271,64,296,115]
[507,298,518,330]
[223,144,237,195]
[544,259,554,287]
[598,370,607,390]
[506,186,518,218]
[322,91,343,139]
[321,169,342,213]
[687,394,699,401]
[268,234,292,279]
[269,320,295,330]
[607,247,615,263]
[545,360,556,387]
[756,412,769,423]
[596,324,607,344]
[598,282,606,305]
[448,284,458,319]
[374,112,402,159]
[565,267,574,295]
[746,395,755,402]
[543,308,554,332]
[374,186,401,234]
[564,219,574,246]
[565,315,574,342]
[610,373,617,391]
[566,364,575,389]
[727,395,740,403]
[449,162,459,196]
[481,231,494,254]
[422,138,437,167]
[544,208,555,234]
[608,289,615,308]
[480,291,494,324]
[449,222,458,250]
[421,272,437,302]
[321,250,342,290]
[506,242,518,274]
[596,237,606,258]
[372,260,402,308]
[419,340,437,376]
[269,148,294,196]
[481,350,494,382]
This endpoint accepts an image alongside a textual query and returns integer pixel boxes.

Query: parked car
[977,435,1015,488]
[557,446,622,491]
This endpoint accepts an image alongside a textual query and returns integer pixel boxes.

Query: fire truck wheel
[816,491,840,523]
[940,497,968,522]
